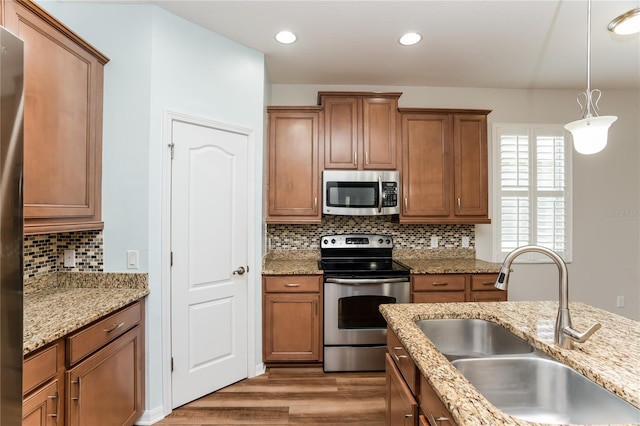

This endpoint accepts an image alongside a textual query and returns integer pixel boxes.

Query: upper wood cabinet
[399,109,491,224]
[1,0,109,234]
[266,107,322,223]
[319,92,400,170]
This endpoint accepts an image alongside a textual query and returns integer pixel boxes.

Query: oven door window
[325,182,378,208]
[338,295,395,329]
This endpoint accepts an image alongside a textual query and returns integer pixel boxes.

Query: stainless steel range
[319,234,410,372]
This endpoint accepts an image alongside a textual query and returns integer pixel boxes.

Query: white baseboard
[254,362,266,377]
[134,406,166,425]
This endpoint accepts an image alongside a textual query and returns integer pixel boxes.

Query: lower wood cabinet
[412,273,506,303]
[386,327,458,426]
[262,275,322,363]
[22,300,145,426]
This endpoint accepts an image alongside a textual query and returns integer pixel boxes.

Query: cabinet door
[419,375,458,426]
[400,113,452,220]
[267,109,322,222]
[22,381,59,426]
[263,292,321,362]
[362,97,397,170]
[66,326,143,426]
[453,114,488,217]
[386,353,418,426]
[2,0,108,233]
[323,96,360,169]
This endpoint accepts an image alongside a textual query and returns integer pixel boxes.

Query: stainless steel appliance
[0,25,24,425]
[322,170,400,216]
[319,234,410,372]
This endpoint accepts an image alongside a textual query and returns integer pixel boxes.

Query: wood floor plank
[157,368,386,425]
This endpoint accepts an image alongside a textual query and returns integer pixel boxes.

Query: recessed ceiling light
[275,30,297,44]
[399,32,422,46]
[608,8,640,35]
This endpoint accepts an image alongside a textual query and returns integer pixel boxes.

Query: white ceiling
[148,0,640,90]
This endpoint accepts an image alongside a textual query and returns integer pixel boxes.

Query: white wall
[36,1,266,419]
[272,84,640,321]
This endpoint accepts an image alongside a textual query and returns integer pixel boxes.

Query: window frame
[492,123,573,263]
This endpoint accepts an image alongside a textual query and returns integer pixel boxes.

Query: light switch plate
[430,236,438,248]
[462,236,470,248]
[63,249,76,268]
[127,250,139,269]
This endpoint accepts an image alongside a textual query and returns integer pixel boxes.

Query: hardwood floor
[157,367,386,425]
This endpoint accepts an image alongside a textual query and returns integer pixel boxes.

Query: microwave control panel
[381,182,398,207]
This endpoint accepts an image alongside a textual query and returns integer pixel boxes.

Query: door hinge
[171,357,174,372]
[170,251,174,266]
[169,142,175,159]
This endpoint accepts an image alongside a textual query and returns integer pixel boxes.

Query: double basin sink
[416,319,640,424]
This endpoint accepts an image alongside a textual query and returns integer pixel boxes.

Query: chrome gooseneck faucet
[495,245,601,349]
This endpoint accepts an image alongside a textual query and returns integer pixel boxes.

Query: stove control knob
[378,238,383,244]
[331,238,336,244]
[323,239,328,245]
[386,239,391,244]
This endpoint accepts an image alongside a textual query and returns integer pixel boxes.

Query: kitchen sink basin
[452,356,640,424]
[415,318,535,360]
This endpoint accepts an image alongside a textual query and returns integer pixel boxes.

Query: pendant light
[564,0,617,155]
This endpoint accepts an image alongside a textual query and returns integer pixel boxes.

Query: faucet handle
[563,323,601,343]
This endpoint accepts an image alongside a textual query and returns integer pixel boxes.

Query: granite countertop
[380,301,640,426]
[24,272,149,355]
[261,248,501,275]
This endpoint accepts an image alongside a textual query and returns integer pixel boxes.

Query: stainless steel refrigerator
[0,25,24,425]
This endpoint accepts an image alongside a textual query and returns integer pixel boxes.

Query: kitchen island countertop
[380,301,640,426]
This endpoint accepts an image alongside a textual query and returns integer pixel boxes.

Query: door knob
[233,266,246,275]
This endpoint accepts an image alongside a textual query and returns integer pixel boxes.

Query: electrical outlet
[63,249,76,268]
[461,236,470,248]
[617,296,625,308]
[430,236,438,248]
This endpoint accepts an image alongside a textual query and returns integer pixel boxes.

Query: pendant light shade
[565,115,617,155]
[565,0,617,155]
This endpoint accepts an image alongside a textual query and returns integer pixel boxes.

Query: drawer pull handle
[481,281,494,286]
[71,378,81,405]
[284,283,301,287]
[104,322,125,332]
[432,282,448,286]
[404,413,413,418]
[428,411,450,425]
[392,346,407,362]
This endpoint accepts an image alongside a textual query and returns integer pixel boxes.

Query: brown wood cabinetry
[412,273,505,303]
[319,92,400,170]
[21,300,145,426]
[386,353,418,426]
[386,328,458,426]
[262,275,322,363]
[399,109,490,224]
[266,107,322,223]
[1,0,108,234]
[22,342,65,426]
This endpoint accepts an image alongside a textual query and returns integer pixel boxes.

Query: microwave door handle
[378,176,383,213]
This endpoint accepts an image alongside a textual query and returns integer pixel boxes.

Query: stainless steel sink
[452,356,640,424]
[415,318,534,360]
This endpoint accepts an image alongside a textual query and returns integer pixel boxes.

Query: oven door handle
[325,277,409,285]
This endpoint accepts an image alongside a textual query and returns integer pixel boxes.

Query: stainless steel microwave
[322,170,400,216]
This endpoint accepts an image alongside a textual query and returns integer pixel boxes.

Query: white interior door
[170,118,249,408]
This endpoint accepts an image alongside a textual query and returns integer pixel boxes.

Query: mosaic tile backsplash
[267,216,475,250]
[24,230,104,279]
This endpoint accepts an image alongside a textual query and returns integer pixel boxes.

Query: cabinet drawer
[23,342,61,395]
[67,301,142,365]
[387,328,417,395]
[264,275,321,293]
[413,275,465,292]
[470,274,499,291]
[412,292,466,303]
[471,291,507,302]
[419,375,458,425]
